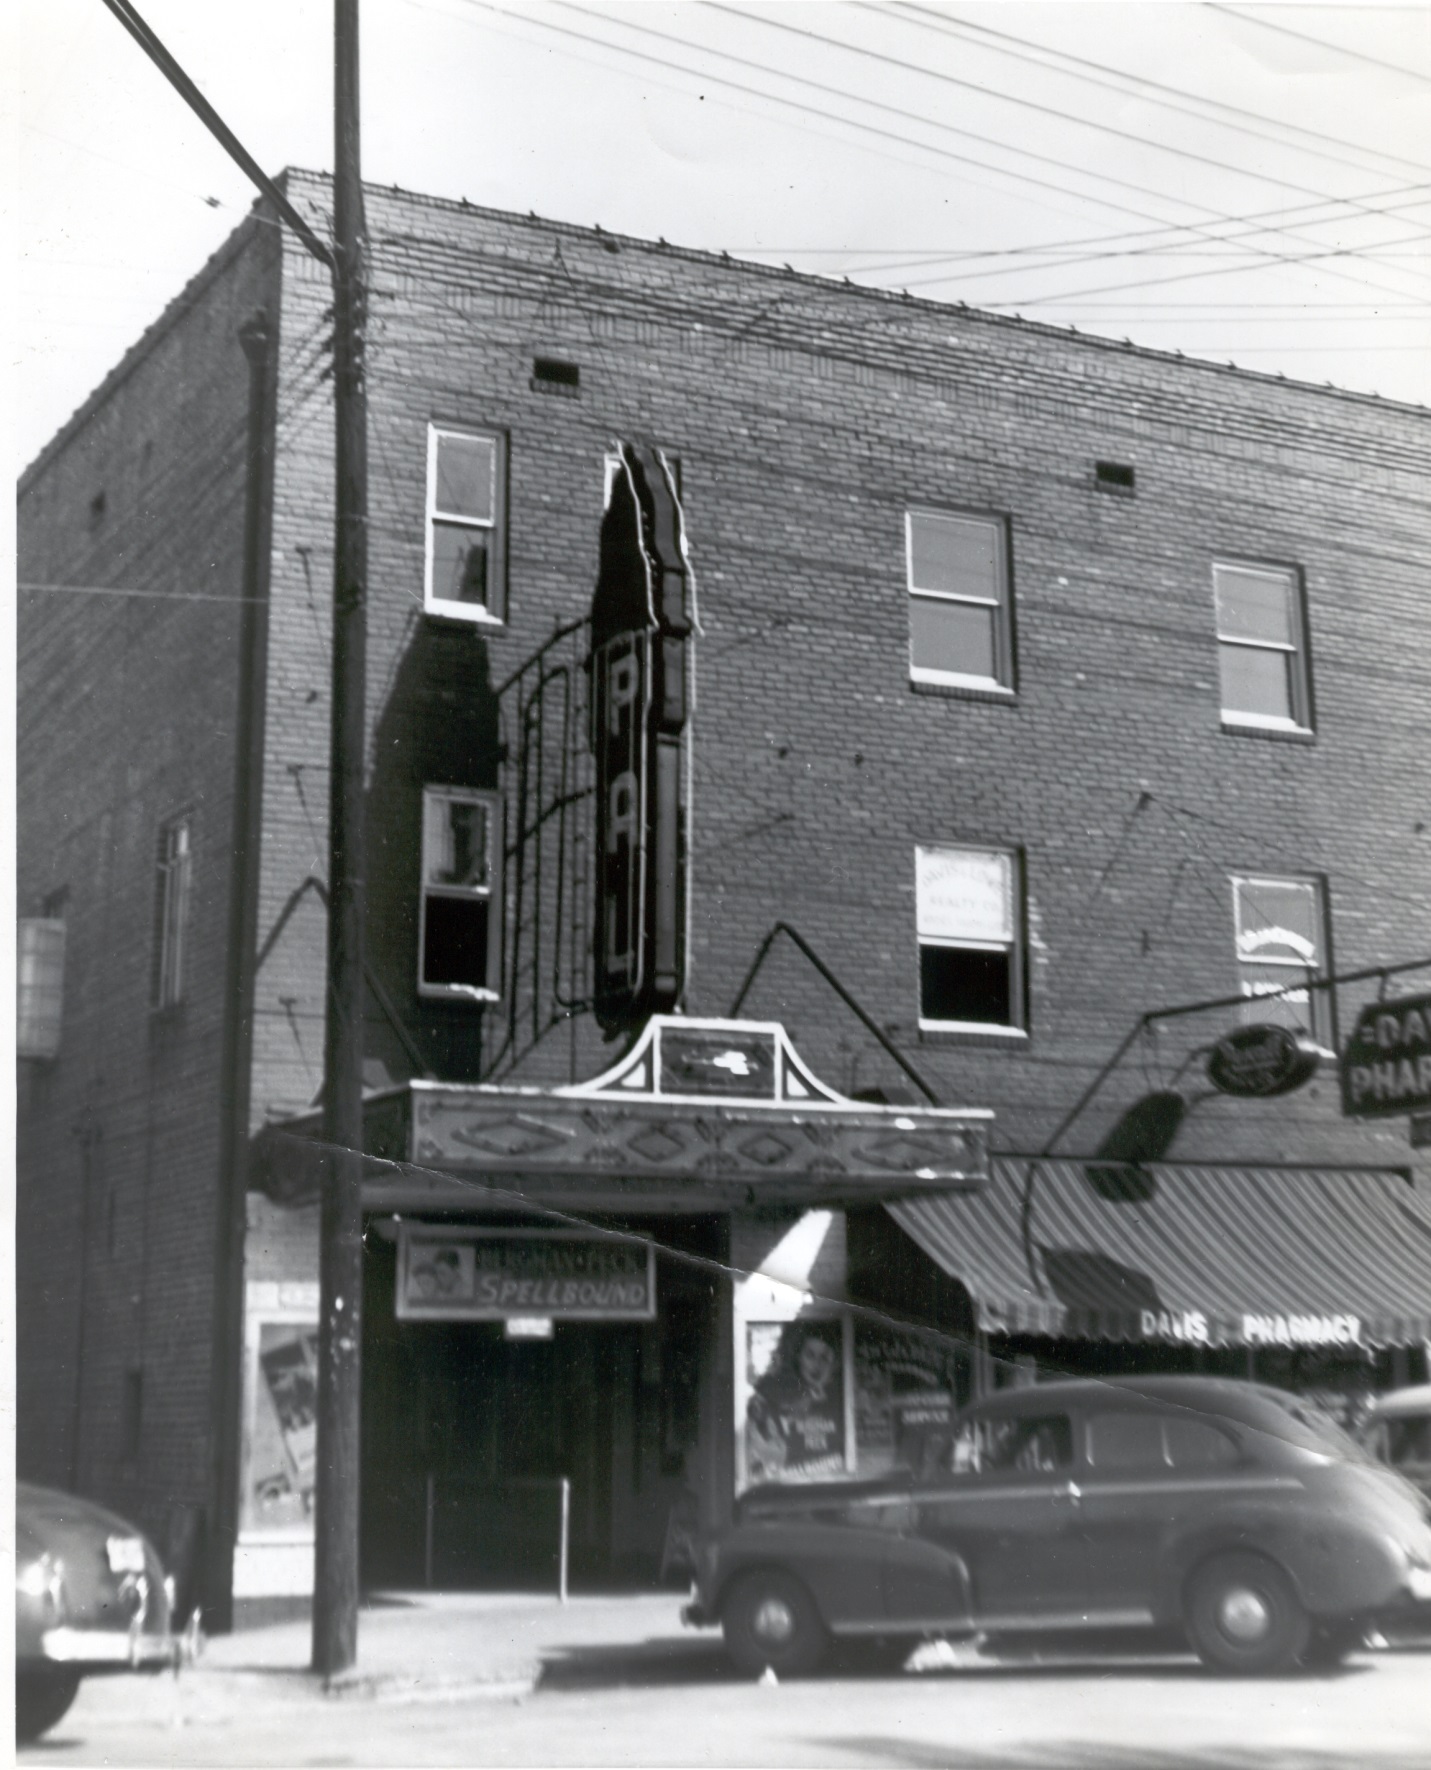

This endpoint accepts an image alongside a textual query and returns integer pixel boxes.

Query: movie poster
[745,1320,848,1484]
[241,1323,319,1532]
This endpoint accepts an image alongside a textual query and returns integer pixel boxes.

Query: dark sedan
[15,1482,181,1741]
[684,1376,1431,1677]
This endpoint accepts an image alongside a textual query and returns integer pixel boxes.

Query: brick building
[17,170,1431,1623]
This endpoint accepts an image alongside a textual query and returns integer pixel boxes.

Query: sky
[8,1,1431,471]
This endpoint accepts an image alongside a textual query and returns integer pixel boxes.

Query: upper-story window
[152,816,192,1009]
[906,510,1014,693]
[1231,873,1331,1047]
[425,425,507,623]
[916,844,1025,1036]
[17,918,66,1059]
[419,786,502,1001]
[1213,561,1311,733]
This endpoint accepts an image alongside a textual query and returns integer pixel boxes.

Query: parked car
[1359,1384,1431,1501]
[15,1482,180,1741]
[683,1376,1431,1677]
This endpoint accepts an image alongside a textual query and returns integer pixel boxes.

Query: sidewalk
[69,1590,701,1725]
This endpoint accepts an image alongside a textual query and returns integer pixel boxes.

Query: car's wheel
[1184,1552,1312,1675]
[721,1569,829,1678]
[15,1667,82,1742]
[1300,1622,1364,1669]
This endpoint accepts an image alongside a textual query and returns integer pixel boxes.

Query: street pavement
[20,1592,1431,1768]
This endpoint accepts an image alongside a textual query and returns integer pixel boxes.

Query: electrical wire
[1206,5,1431,88]
[888,2,1431,180]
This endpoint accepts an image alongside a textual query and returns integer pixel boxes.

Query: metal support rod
[558,1478,570,1603]
[313,0,368,1682]
[728,921,941,1106]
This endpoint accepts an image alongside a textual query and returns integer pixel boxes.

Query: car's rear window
[1253,1392,1377,1463]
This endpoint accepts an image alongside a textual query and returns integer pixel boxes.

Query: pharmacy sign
[1340,993,1431,1119]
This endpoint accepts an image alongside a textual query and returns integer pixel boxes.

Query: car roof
[968,1376,1286,1416]
[1364,1384,1431,1419]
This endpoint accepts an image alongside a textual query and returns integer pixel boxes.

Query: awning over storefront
[889,1159,1431,1349]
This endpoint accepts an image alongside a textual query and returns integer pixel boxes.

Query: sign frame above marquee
[408,1016,991,1199]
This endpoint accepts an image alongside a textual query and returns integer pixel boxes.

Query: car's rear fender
[1154,1513,1405,1625]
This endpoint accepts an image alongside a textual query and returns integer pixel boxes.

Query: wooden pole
[312,0,368,1680]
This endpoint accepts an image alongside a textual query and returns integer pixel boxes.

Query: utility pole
[313,0,368,1679]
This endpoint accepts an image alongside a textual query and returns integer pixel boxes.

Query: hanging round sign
[1207,1024,1320,1098]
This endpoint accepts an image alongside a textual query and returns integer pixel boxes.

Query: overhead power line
[704,1,1431,241]
[489,0,1430,311]
[97,0,334,268]
[889,1,1431,180]
[1206,5,1431,88]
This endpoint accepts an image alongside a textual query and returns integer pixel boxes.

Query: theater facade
[16,172,1431,1623]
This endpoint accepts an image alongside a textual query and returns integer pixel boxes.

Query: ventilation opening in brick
[1095,461,1135,492]
[532,357,580,388]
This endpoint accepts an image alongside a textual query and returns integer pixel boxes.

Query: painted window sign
[396,1227,656,1321]
[241,1323,319,1534]
[1231,874,1329,1045]
[745,1321,850,1484]
[916,845,1024,1031]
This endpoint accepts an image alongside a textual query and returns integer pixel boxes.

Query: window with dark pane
[915,845,1024,1032]
[419,787,501,999]
[425,425,505,621]
[907,511,1012,690]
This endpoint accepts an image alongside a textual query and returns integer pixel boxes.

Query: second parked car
[683,1376,1431,1677]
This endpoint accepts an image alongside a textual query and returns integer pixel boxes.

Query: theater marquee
[396,1226,656,1322]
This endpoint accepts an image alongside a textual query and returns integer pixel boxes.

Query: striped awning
[889,1159,1431,1349]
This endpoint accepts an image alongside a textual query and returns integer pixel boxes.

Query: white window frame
[418,786,502,1003]
[424,424,507,624]
[152,815,191,1010]
[1213,560,1311,734]
[906,510,1014,694]
[1231,873,1332,1049]
[915,844,1026,1037]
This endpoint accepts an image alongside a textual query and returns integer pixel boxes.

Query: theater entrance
[359,1218,717,1591]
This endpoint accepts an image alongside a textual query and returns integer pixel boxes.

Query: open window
[419,787,502,1001]
[916,845,1025,1036]
[424,425,507,622]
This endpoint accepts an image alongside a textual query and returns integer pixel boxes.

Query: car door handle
[1056,1481,1082,1507]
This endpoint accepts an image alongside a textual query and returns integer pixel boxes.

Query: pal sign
[1340,992,1431,1119]
[589,444,697,1033]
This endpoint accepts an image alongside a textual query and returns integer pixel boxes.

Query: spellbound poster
[745,1320,848,1484]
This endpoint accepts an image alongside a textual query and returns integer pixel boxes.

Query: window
[953,1413,1073,1476]
[916,845,1024,1034]
[1087,1411,1165,1469]
[419,787,501,1000]
[152,816,191,1009]
[1231,874,1331,1046]
[906,510,1013,692]
[17,919,66,1059]
[1213,561,1311,732]
[1087,1411,1238,1470]
[424,425,507,622]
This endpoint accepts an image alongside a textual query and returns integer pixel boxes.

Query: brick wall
[16,214,280,1542]
[254,173,1429,1192]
